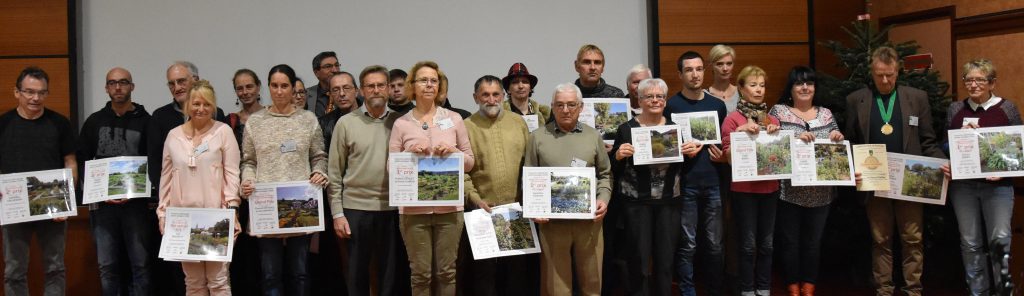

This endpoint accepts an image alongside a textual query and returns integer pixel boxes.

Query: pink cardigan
[721,110,781,194]
[157,122,241,221]
[388,108,475,215]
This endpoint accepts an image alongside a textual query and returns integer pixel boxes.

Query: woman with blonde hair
[390,61,474,296]
[706,44,739,112]
[158,80,241,295]
[720,65,780,296]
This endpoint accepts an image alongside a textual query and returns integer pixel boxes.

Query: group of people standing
[0,42,1015,296]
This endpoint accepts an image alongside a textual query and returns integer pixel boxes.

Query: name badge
[962,117,980,127]
[280,140,298,153]
[570,157,587,168]
[437,118,454,130]
[194,142,209,155]
[522,115,539,132]
[908,116,919,126]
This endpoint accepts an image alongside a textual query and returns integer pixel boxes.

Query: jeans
[776,200,830,285]
[258,235,311,296]
[949,180,1014,296]
[91,200,155,296]
[2,220,66,296]
[622,201,681,296]
[676,180,723,296]
[732,191,777,294]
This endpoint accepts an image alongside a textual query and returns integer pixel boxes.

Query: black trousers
[622,201,681,296]
[732,191,778,293]
[343,209,410,296]
[776,200,830,285]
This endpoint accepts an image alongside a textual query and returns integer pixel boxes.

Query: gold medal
[881,123,893,135]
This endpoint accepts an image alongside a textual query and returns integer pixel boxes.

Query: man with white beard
[459,75,534,295]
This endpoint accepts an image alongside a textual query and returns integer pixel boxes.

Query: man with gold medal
[843,46,945,296]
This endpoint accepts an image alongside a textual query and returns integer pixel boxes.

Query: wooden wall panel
[657,0,808,43]
[889,18,954,82]
[876,0,1024,19]
[0,59,71,118]
[956,32,1024,114]
[813,0,865,78]
[658,45,809,106]
[0,0,68,56]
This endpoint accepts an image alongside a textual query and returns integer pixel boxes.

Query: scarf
[737,99,769,128]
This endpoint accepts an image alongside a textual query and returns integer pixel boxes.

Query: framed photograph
[948,125,1024,180]
[852,144,891,191]
[631,125,684,165]
[0,168,77,225]
[521,167,596,219]
[579,98,633,145]
[464,203,541,260]
[791,140,855,186]
[158,207,235,262]
[389,152,465,207]
[730,131,794,182]
[248,181,325,236]
[671,111,722,144]
[83,156,151,204]
[875,153,949,205]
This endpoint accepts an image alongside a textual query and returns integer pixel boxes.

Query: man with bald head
[77,67,156,295]
[145,61,226,295]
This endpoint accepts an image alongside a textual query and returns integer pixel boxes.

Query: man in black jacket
[78,67,155,296]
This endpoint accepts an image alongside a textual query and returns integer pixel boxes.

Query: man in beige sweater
[326,65,410,296]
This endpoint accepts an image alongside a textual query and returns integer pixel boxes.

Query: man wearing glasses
[77,67,155,296]
[0,66,77,296]
[526,83,612,296]
[146,61,225,295]
[306,51,342,117]
[319,72,360,149]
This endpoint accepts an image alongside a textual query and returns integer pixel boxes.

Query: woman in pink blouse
[158,80,241,296]
[388,61,474,296]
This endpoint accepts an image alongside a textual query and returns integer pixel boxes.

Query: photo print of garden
[26,174,72,216]
[593,102,630,142]
[418,156,461,201]
[978,131,1024,173]
[650,128,681,159]
[814,143,852,181]
[188,215,230,256]
[108,159,147,196]
[689,114,720,143]
[549,172,592,213]
[900,160,944,200]
[491,208,536,251]
[276,185,320,228]
[756,135,792,176]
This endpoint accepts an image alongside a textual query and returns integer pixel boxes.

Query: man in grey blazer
[844,46,945,296]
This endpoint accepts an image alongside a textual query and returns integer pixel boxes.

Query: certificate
[247,181,325,235]
[852,144,891,191]
[670,111,722,144]
[579,98,632,145]
[388,152,465,207]
[874,153,949,205]
[630,125,684,165]
[158,207,235,262]
[0,168,77,225]
[464,203,541,260]
[730,131,794,182]
[948,125,1024,180]
[791,140,855,186]
[521,167,596,219]
[83,156,151,204]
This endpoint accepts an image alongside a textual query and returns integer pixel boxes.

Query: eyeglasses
[106,79,133,87]
[362,83,387,90]
[293,92,307,98]
[319,63,341,70]
[415,78,440,86]
[167,77,190,88]
[553,102,580,110]
[330,85,356,94]
[794,81,815,87]
[641,94,666,101]
[963,77,990,86]
[18,88,49,98]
